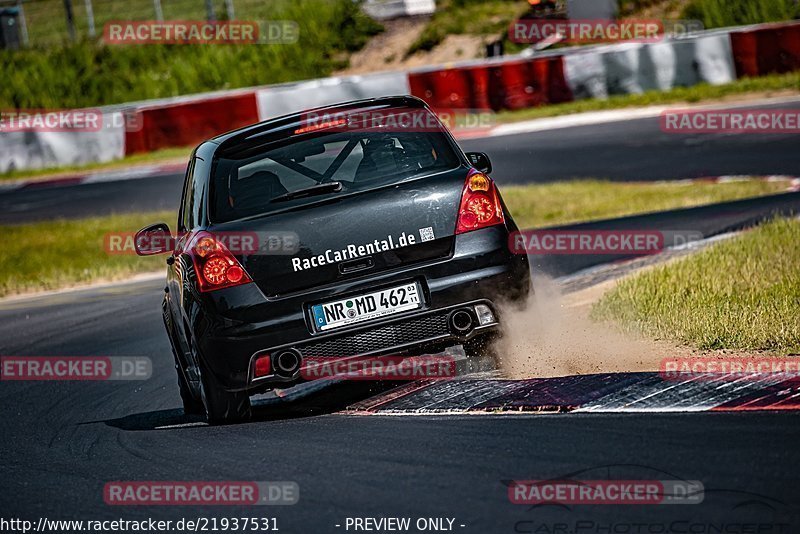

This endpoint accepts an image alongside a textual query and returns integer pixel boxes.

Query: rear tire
[174,356,204,416]
[165,316,204,416]
[198,361,252,425]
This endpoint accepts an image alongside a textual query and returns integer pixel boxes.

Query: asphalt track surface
[1,194,799,530]
[1,278,800,530]
[3,101,800,531]
[2,99,800,224]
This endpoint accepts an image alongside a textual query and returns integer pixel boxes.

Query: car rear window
[210,127,461,223]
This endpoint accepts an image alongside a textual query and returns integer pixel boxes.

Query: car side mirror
[465,152,492,174]
[134,223,173,256]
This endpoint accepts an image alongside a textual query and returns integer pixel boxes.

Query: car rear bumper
[191,225,530,392]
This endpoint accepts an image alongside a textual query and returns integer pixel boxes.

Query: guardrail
[2,20,799,173]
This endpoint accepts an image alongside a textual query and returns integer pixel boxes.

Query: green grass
[407,0,528,56]
[0,211,171,297]
[502,178,794,228]
[20,0,383,48]
[592,218,800,353]
[1,178,793,297]
[0,0,382,109]
[682,0,800,30]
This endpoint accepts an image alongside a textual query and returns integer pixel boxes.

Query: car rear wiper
[270,181,343,203]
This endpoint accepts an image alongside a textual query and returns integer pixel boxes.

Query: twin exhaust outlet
[265,304,496,378]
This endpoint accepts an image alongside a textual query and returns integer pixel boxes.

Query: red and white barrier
[0,112,126,174]
[3,21,800,172]
[730,21,800,77]
[562,33,736,99]
[125,92,260,155]
[256,71,410,122]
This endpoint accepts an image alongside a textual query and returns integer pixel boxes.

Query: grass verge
[0,211,171,297]
[1,178,794,298]
[501,178,794,228]
[591,218,800,354]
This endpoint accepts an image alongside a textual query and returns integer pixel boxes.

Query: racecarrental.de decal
[290,228,435,272]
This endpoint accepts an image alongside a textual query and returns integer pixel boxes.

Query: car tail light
[294,118,346,135]
[455,171,505,234]
[187,232,252,292]
[254,354,271,378]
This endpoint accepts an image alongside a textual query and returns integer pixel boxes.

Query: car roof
[209,95,430,151]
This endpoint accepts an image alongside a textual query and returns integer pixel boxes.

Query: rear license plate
[312,283,422,332]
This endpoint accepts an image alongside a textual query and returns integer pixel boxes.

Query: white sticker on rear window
[419,226,435,242]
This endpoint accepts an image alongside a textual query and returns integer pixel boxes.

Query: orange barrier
[125,93,259,155]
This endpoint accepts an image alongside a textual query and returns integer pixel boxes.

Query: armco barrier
[731,22,800,77]
[0,112,125,173]
[124,93,259,154]
[256,71,410,122]
[563,33,735,98]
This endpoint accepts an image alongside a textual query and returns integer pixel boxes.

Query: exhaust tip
[449,309,476,335]
[273,349,302,376]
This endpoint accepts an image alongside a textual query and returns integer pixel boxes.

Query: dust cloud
[492,275,666,379]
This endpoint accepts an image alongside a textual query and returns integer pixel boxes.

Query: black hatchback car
[136,96,531,424]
